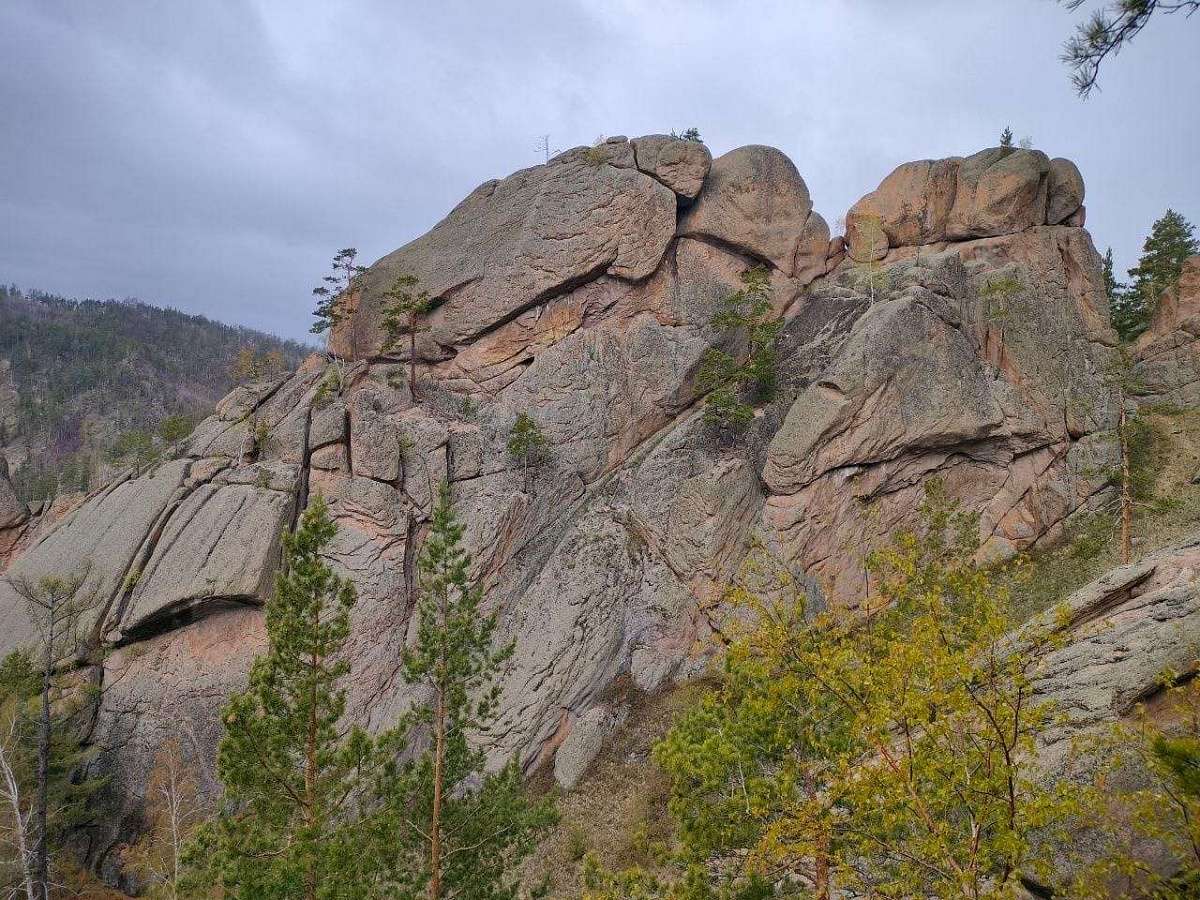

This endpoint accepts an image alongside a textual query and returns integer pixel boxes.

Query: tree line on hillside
[0,285,309,503]
[1105,209,1199,342]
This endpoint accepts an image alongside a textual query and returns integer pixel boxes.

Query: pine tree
[186,497,376,900]
[109,429,155,475]
[1000,126,1014,148]
[230,346,261,383]
[506,412,548,494]
[371,483,555,900]
[696,266,781,434]
[381,273,432,399]
[1059,0,1200,97]
[1128,209,1198,300]
[1122,209,1200,339]
[311,249,367,357]
[157,415,193,458]
[1104,247,1142,342]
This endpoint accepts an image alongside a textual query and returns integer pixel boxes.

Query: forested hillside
[0,284,309,502]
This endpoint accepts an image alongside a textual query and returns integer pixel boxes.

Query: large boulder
[844,147,1074,263]
[1046,157,1086,225]
[333,138,677,358]
[792,210,832,284]
[631,134,712,199]
[1034,542,1200,773]
[0,460,193,653]
[845,157,961,262]
[945,147,1050,240]
[116,468,294,637]
[678,145,820,280]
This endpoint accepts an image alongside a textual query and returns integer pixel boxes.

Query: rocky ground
[3,133,1198,891]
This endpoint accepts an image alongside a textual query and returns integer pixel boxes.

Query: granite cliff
[6,134,1193,884]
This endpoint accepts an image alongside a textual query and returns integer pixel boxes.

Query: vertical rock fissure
[291,405,314,534]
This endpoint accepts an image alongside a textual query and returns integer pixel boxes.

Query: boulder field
[4,134,1199,882]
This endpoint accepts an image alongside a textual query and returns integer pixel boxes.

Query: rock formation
[0,136,1125,883]
[1133,255,1200,406]
[845,147,1086,263]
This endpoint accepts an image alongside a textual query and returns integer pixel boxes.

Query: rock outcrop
[1034,538,1200,773]
[0,456,26,531]
[0,136,1121,881]
[845,146,1085,263]
[1133,255,1200,406]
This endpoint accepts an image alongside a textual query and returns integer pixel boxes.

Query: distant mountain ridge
[0,283,310,502]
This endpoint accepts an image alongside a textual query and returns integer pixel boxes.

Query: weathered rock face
[0,455,27,530]
[0,139,1121,876]
[1133,255,1200,406]
[762,225,1116,600]
[678,144,817,277]
[631,134,712,199]
[1034,538,1200,774]
[1026,535,1200,886]
[846,146,1083,263]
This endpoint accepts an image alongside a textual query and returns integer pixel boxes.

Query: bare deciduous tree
[122,731,206,899]
[7,569,99,900]
[0,700,36,900]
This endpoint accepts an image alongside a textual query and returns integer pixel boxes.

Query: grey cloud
[2,0,1197,340]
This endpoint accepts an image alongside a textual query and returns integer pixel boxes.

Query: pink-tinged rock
[631,134,712,199]
[846,157,961,261]
[1134,256,1200,406]
[678,145,815,277]
[1046,157,1085,225]
[762,226,1118,604]
[88,606,268,874]
[945,147,1050,240]
[333,142,677,357]
[793,211,832,286]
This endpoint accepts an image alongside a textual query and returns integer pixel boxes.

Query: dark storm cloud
[2,0,1197,340]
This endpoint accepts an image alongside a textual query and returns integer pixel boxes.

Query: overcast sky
[2,1,1197,342]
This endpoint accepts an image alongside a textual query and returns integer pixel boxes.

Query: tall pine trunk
[305,630,319,900]
[805,774,830,900]
[1119,397,1133,564]
[429,577,448,900]
[33,609,53,900]
[429,690,445,900]
[409,314,418,401]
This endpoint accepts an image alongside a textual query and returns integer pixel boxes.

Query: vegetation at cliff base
[183,489,553,899]
[585,483,1083,899]
[369,482,556,898]
[185,496,373,899]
